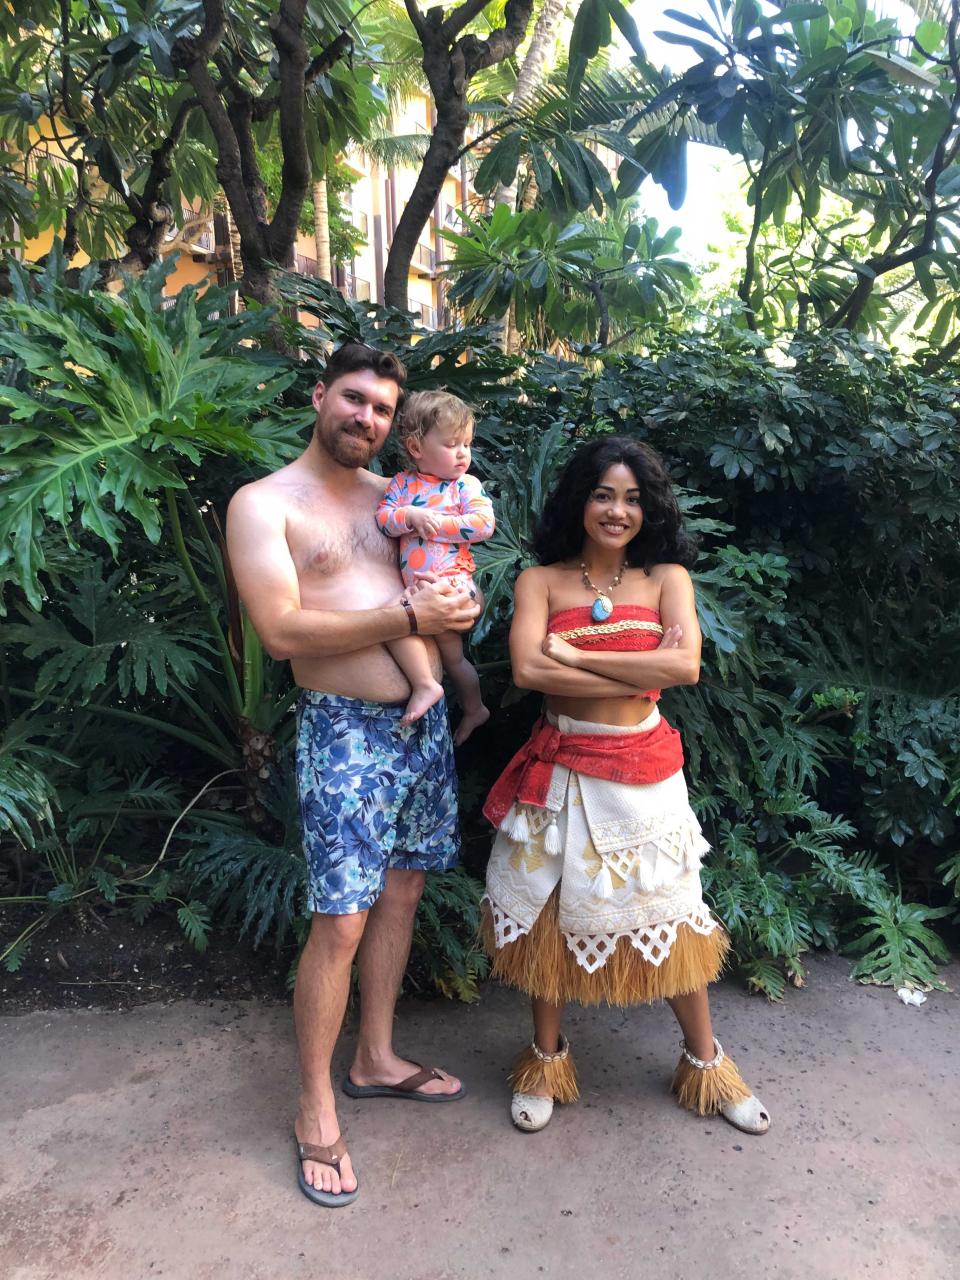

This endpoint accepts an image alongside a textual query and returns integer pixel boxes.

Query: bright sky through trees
[625,1,923,269]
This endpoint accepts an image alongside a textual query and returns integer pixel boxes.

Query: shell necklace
[580,560,626,622]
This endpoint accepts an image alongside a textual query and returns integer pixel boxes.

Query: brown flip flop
[294,1133,360,1207]
[342,1063,465,1102]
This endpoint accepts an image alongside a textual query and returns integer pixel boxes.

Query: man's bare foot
[453,703,490,746]
[295,1099,358,1197]
[400,679,445,726]
[348,1050,462,1098]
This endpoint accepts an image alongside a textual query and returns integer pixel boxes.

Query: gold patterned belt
[551,618,664,642]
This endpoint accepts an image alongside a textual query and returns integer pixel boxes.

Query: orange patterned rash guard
[375,470,496,588]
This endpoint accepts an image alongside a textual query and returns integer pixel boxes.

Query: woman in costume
[482,436,770,1135]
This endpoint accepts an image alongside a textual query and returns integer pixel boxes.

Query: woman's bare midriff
[292,564,442,703]
[545,694,656,727]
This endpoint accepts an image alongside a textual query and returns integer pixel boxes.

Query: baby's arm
[375,474,415,537]
[423,475,495,544]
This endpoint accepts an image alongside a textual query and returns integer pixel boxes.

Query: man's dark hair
[320,343,407,396]
[533,435,698,572]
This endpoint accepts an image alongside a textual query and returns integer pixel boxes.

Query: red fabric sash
[483,715,684,829]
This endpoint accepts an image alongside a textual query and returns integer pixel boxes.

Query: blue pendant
[591,594,613,622]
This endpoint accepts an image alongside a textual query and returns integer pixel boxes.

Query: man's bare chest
[287,504,396,578]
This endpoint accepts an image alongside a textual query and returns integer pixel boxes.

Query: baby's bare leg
[386,636,444,725]
[435,630,489,746]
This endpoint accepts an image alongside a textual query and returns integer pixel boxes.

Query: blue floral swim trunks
[296,691,460,915]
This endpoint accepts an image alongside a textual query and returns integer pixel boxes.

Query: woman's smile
[583,463,644,547]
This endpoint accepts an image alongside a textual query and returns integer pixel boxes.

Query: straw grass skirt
[482,710,728,1008]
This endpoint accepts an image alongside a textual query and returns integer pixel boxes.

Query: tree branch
[192,0,228,60]
[827,1,960,330]
[460,0,535,76]
[586,277,610,345]
[922,327,960,372]
[62,160,88,260]
[441,0,493,41]
[252,28,354,122]
[229,96,270,225]
[456,113,519,160]
[174,48,264,255]
[403,0,427,41]
[267,0,311,262]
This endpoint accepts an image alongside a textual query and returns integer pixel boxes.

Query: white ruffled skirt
[482,709,728,1005]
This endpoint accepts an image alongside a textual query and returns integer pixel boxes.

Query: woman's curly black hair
[533,435,698,571]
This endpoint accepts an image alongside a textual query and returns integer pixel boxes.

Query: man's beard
[315,415,380,467]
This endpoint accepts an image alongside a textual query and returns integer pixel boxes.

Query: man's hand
[405,579,480,634]
[405,507,443,538]
[542,633,582,666]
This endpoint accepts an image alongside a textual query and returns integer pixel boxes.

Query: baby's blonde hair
[396,389,475,460]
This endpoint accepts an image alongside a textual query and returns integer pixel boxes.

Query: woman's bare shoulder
[516,563,555,587]
[646,562,693,586]
[516,562,575,591]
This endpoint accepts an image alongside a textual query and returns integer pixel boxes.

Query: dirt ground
[1,952,957,1280]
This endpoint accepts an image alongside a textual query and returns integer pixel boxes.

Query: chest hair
[291,508,396,576]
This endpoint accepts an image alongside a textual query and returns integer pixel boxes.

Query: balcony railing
[352,211,369,238]
[180,206,214,250]
[295,253,319,277]
[413,301,437,329]
[411,242,436,275]
[339,272,371,302]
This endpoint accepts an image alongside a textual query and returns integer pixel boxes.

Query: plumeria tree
[472,0,960,346]
[0,0,383,306]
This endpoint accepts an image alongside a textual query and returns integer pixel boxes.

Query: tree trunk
[493,0,566,353]
[385,111,466,310]
[384,0,535,313]
[494,0,566,212]
[171,0,352,338]
[312,179,333,282]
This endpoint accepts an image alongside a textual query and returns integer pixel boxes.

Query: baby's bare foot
[400,679,445,726]
[453,703,490,746]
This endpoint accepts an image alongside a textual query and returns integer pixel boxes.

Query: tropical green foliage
[442,204,694,346]
[0,259,501,997]
[0,0,380,260]
[1,1,956,1010]
[476,0,960,348]
[466,318,959,995]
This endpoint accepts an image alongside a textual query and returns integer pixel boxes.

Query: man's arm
[226,486,477,661]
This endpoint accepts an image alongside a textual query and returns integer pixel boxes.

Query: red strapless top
[547,605,663,701]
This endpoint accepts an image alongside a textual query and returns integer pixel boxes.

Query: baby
[376,390,494,745]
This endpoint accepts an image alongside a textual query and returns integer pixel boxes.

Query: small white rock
[896,987,927,1006]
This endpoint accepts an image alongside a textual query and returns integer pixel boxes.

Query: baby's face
[411,424,472,480]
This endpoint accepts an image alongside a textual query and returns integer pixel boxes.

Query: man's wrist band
[400,597,418,634]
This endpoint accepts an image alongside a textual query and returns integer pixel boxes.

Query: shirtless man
[227,344,479,1208]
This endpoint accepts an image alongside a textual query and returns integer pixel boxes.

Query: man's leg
[294,909,367,1195]
[348,868,461,1096]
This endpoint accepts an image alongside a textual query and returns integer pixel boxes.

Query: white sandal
[673,1037,771,1135]
[720,1091,771,1135]
[511,1091,555,1132]
[509,1034,579,1133]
